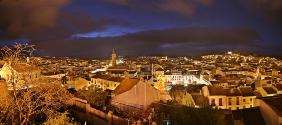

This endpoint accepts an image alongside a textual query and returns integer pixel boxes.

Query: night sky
[0,0,281,58]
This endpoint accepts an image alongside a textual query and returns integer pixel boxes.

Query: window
[228,98,232,105]
[250,98,253,102]
[243,99,246,102]
[219,98,223,106]
[236,97,240,105]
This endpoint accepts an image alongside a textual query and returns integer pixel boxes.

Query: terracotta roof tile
[113,78,140,95]
[274,84,282,91]
[263,87,277,94]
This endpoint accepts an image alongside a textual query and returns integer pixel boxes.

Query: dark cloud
[123,27,260,44]
[104,0,214,16]
[37,27,265,57]
[242,0,282,25]
[29,11,126,40]
[0,0,125,41]
[0,0,69,38]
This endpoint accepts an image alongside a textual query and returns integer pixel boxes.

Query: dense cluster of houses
[1,50,282,125]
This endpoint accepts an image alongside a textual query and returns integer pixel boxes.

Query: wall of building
[208,96,227,109]
[202,86,256,110]
[165,75,210,86]
[259,99,281,125]
[111,81,169,109]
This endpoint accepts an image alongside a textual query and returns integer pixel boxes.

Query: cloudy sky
[0,0,281,57]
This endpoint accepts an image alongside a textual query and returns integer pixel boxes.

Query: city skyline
[0,0,282,57]
[1,1,282,125]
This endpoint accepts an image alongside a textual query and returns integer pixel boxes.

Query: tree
[44,112,77,125]
[150,102,226,125]
[0,44,73,125]
[0,80,72,125]
[0,83,11,123]
[75,85,110,109]
[1,43,35,63]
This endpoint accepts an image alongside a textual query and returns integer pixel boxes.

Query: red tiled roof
[92,74,124,82]
[208,86,229,96]
[263,87,277,94]
[275,84,282,91]
[239,87,255,96]
[208,86,254,96]
[113,78,140,95]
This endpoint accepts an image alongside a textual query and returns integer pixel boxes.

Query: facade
[164,74,211,86]
[111,78,171,110]
[202,86,256,110]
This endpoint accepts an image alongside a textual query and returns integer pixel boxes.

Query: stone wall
[70,97,156,125]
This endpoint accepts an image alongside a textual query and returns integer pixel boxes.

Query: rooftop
[113,78,140,95]
[274,84,282,91]
[207,86,255,96]
[262,87,277,94]
[92,74,124,82]
[239,87,255,96]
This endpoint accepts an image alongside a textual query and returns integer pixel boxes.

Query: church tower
[111,48,117,66]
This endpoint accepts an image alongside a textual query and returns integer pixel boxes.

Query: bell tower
[111,48,117,66]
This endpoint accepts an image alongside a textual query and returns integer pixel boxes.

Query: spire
[111,48,117,66]
[112,48,116,55]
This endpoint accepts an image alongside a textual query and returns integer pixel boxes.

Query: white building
[164,74,211,86]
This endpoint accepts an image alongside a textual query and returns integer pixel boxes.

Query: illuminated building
[90,74,124,90]
[111,48,117,67]
[202,86,257,110]
[164,74,211,86]
[111,77,171,110]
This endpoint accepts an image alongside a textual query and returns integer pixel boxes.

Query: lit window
[219,98,223,106]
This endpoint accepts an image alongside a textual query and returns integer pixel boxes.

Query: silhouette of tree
[150,102,226,125]
[75,85,110,109]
